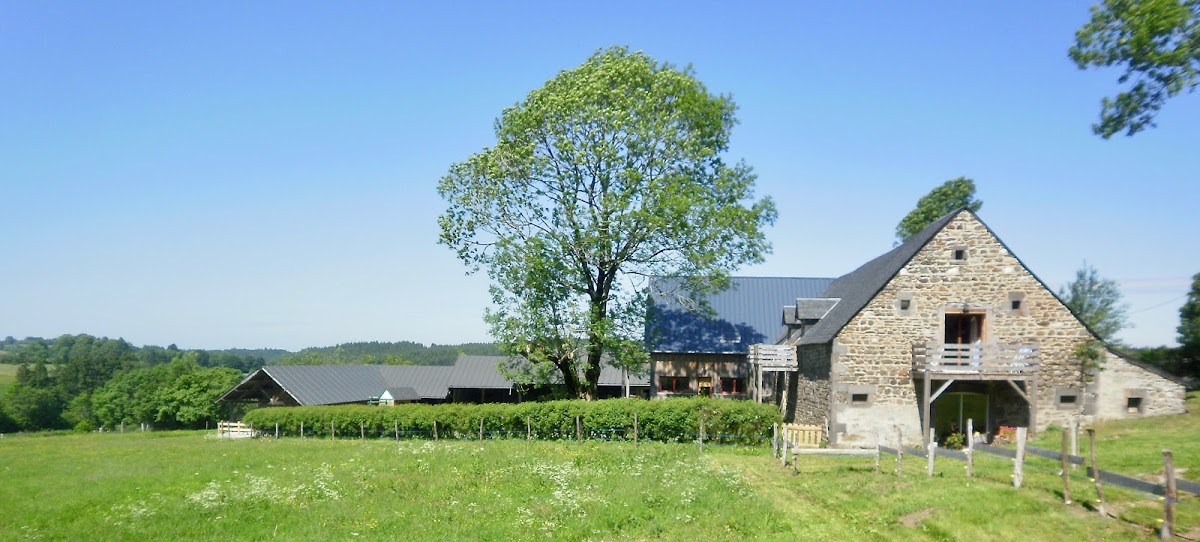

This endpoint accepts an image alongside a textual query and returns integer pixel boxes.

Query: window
[895,292,915,316]
[843,385,874,406]
[952,247,967,261]
[660,376,688,393]
[1008,292,1028,316]
[720,377,745,394]
[851,393,869,404]
[1126,397,1143,414]
[1056,386,1081,409]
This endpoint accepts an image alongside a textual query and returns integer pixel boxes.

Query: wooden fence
[216,421,256,439]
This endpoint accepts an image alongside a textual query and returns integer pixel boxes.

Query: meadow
[0,364,17,397]
[2,428,1190,541]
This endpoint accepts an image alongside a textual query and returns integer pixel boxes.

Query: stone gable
[819,211,1184,444]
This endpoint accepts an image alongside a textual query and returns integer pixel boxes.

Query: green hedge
[241,397,781,445]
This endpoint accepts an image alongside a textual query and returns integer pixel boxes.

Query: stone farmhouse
[646,209,1187,446]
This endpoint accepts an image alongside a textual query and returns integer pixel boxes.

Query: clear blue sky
[1,2,1196,351]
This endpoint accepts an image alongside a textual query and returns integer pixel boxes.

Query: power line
[1128,293,1189,315]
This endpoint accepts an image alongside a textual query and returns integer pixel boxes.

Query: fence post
[275,423,279,439]
[526,416,532,441]
[896,427,904,477]
[575,416,582,443]
[633,412,638,446]
[926,433,935,477]
[331,420,335,440]
[479,417,484,442]
[1061,428,1072,504]
[433,420,438,441]
[966,418,974,478]
[1162,449,1176,540]
[874,431,881,474]
[120,422,124,433]
[361,422,365,440]
[1070,418,1079,470]
[781,437,789,468]
[772,423,778,458]
[698,416,705,453]
[1088,428,1106,516]
[395,421,399,441]
[1014,427,1027,488]
[300,421,304,439]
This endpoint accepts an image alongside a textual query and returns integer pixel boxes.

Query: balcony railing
[912,342,1039,378]
[748,344,795,369]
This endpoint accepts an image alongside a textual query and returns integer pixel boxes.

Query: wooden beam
[1006,379,1030,404]
[922,375,932,445]
[930,379,955,402]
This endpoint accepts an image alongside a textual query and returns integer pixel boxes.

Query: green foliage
[91,353,242,429]
[894,177,982,244]
[1074,339,1107,382]
[277,341,502,366]
[943,431,966,450]
[438,46,777,398]
[243,397,781,444]
[1058,261,1130,342]
[1070,0,1200,137]
[2,384,65,430]
[1179,272,1200,365]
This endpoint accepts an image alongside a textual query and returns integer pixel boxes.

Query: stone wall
[791,343,832,426]
[826,212,1185,444]
[1090,351,1186,419]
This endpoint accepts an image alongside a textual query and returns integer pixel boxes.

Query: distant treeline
[0,334,502,433]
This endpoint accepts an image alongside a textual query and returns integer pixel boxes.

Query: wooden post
[1061,428,1072,504]
[575,416,582,443]
[1087,428,1106,516]
[922,376,932,445]
[395,421,399,441]
[120,422,124,433]
[300,421,304,439]
[479,417,484,441]
[698,416,705,453]
[966,418,974,478]
[781,438,789,467]
[1014,427,1027,488]
[896,427,904,477]
[874,432,881,474]
[772,423,779,458]
[275,423,279,439]
[360,422,365,440]
[331,420,335,440]
[526,416,532,441]
[1070,418,1079,470]
[1162,449,1176,540]
[633,412,638,446]
[927,433,936,477]
[433,420,438,441]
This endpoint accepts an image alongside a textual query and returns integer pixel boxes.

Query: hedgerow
[241,397,781,444]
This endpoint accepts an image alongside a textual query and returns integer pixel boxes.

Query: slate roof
[449,355,519,389]
[260,365,413,405]
[647,276,835,353]
[796,209,963,346]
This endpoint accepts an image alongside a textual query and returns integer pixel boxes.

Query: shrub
[242,397,781,444]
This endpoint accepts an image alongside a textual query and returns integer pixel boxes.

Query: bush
[242,397,781,444]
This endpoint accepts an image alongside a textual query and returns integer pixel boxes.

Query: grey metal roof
[796,209,964,346]
[378,365,453,398]
[381,387,421,402]
[646,276,835,353]
[263,365,396,406]
[449,355,517,389]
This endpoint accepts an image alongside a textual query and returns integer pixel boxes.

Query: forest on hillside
[0,334,502,433]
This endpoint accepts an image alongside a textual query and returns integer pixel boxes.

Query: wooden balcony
[911,342,1039,380]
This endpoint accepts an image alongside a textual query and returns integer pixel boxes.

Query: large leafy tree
[438,47,777,399]
[894,177,982,244]
[1059,262,1131,342]
[1070,0,1200,138]
[1177,272,1200,369]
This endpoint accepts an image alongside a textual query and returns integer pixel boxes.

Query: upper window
[720,377,745,395]
[895,292,915,316]
[952,248,967,261]
[1008,292,1028,316]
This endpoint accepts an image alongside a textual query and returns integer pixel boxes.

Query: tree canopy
[1070,0,1200,137]
[438,47,777,399]
[894,177,982,244]
[1059,262,1131,342]
[1177,272,1200,365]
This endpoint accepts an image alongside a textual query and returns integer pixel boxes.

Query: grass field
[1,433,1187,540]
[0,390,1194,540]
